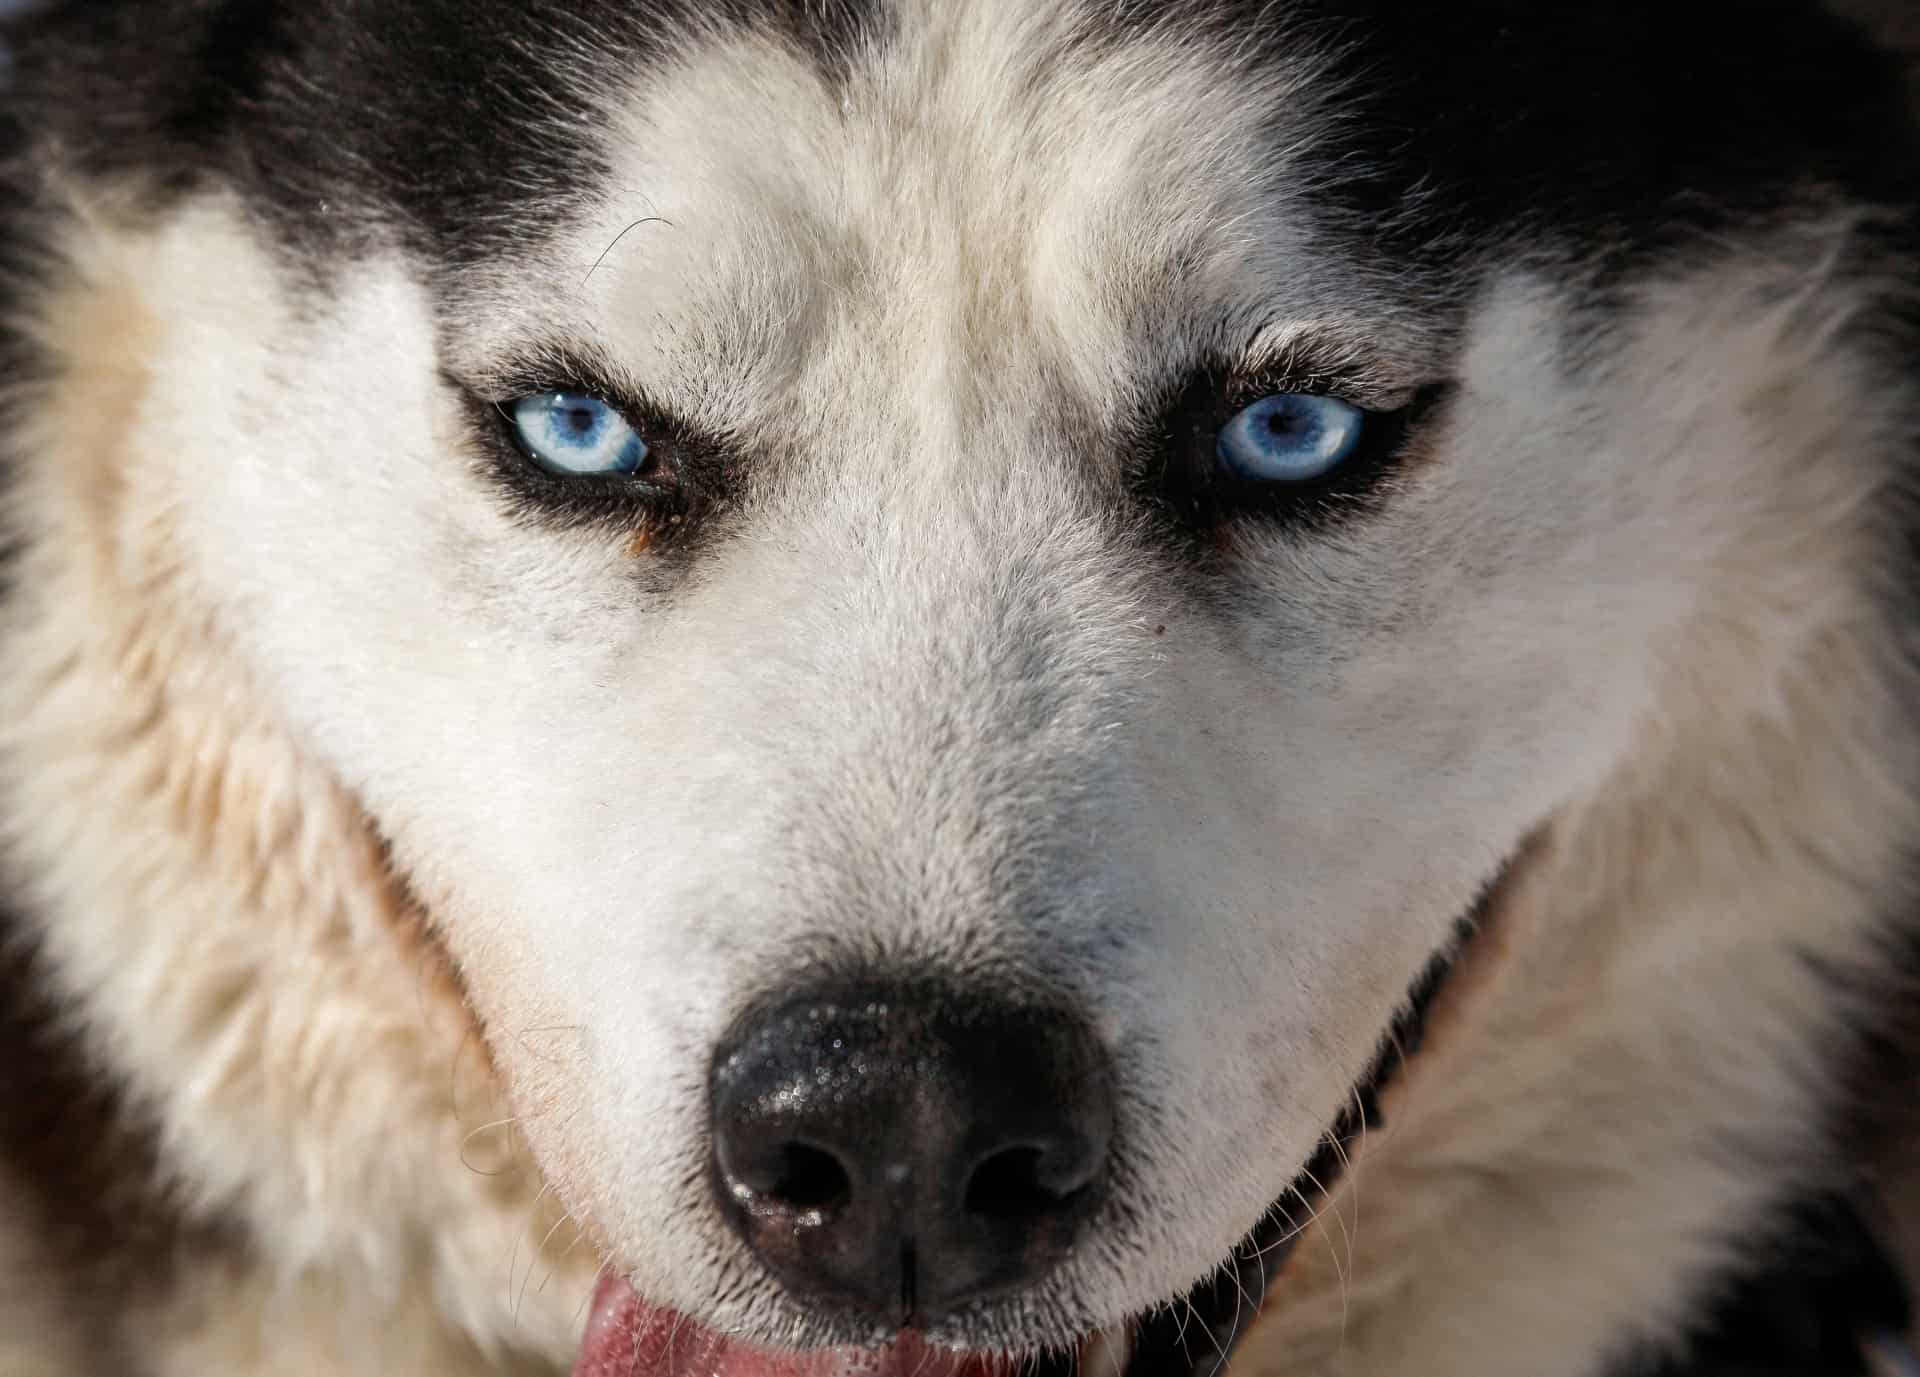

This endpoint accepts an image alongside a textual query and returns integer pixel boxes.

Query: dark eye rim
[1143,366,1453,536]
[447,367,736,536]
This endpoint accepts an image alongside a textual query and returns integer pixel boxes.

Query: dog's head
[7,1,1915,1374]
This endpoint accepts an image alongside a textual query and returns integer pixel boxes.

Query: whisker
[573,1257,613,1329]
[1294,1164,1352,1284]
[507,1023,587,1067]
[1174,1295,1199,1367]
[583,215,674,286]
[1241,1181,1346,1264]
[1293,1172,1353,1340]
[520,1199,579,1319]
[449,1020,482,1125]
[509,1181,554,1324]
[537,1220,589,1296]
[460,1116,523,1177]
[1322,1128,1359,1295]
[1191,1282,1236,1377]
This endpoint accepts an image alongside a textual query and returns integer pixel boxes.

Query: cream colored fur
[1239,256,1920,1375]
[0,191,593,1373]
[0,7,1914,1375]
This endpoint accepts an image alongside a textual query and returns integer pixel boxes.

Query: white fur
[0,188,596,1371]
[0,3,1914,1372]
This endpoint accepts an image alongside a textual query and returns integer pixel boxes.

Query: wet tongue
[574,1275,1006,1377]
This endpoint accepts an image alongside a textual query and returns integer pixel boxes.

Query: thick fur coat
[0,3,1915,1375]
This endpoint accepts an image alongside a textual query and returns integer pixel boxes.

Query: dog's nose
[709,979,1113,1326]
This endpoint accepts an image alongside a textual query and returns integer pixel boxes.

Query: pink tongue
[574,1275,1010,1377]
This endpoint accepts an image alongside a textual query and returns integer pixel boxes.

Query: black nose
[709,978,1114,1327]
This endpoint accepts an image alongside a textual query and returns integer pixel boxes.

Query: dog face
[12,0,1911,1366]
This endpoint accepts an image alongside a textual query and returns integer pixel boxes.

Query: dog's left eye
[1215,393,1366,483]
[508,393,649,476]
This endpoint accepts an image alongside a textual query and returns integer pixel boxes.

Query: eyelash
[1144,368,1441,535]
[464,381,713,533]
[457,355,1442,543]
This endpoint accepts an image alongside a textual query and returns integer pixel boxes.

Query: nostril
[719,1133,855,1217]
[766,1142,851,1214]
[964,1143,1093,1221]
[709,979,1114,1323]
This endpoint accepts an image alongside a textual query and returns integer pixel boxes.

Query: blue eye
[509,393,649,477]
[1216,393,1367,483]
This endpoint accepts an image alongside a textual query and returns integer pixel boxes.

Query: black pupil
[565,406,597,435]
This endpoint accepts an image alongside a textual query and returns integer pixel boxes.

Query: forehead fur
[6,0,1911,285]
[446,2,1418,443]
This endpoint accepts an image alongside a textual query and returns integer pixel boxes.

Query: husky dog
[0,1,1915,1375]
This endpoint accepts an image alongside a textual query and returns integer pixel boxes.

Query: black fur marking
[0,101,44,605]
[2,0,886,267]
[6,0,1908,283]
[1614,1190,1912,1377]
[0,902,239,1373]
[0,45,225,1364]
[1268,0,1919,282]
[1048,0,1919,293]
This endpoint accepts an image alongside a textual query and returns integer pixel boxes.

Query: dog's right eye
[507,393,650,477]
[1216,393,1367,483]
[1146,364,1447,538]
